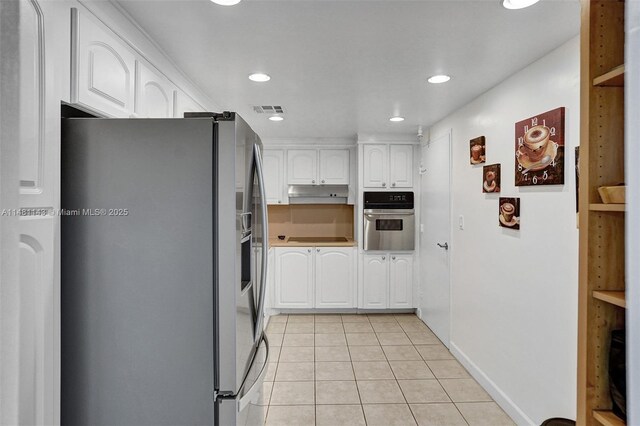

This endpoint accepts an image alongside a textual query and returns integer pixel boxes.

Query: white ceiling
[116,0,580,140]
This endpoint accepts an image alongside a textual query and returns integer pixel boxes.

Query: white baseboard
[449,341,535,426]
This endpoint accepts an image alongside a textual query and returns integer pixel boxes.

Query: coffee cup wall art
[515,107,565,186]
[470,136,486,165]
[483,163,501,193]
[499,197,520,230]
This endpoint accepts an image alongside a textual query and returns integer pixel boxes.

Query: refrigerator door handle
[237,335,270,412]
[252,144,269,343]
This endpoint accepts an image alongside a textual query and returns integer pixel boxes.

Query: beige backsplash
[268,204,354,239]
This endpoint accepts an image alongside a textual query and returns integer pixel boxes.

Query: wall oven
[363,191,415,251]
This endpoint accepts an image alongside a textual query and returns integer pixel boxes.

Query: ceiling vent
[253,105,284,114]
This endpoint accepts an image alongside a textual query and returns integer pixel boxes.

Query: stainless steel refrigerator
[61,112,270,426]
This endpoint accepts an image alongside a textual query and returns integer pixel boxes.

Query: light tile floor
[263,313,515,426]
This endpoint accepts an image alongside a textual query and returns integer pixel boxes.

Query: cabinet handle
[382,182,386,187]
[321,179,325,184]
[392,256,396,260]
[278,200,281,204]
[316,248,320,252]
[382,256,386,260]
[392,183,396,187]
[312,179,316,184]
[308,249,311,253]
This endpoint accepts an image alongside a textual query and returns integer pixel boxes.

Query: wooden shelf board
[593,410,625,426]
[593,65,625,87]
[589,203,626,212]
[592,291,626,308]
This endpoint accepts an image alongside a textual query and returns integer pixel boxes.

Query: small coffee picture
[483,163,501,193]
[499,197,520,230]
[470,136,486,165]
[515,107,565,186]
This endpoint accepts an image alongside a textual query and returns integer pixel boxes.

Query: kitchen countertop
[269,237,357,247]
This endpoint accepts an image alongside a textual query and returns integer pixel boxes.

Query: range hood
[288,185,349,204]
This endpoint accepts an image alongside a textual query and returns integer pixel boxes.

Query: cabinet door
[174,90,204,117]
[71,9,136,117]
[362,254,389,309]
[263,150,286,204]
[363,145,389,188]
[389,145,414,188]
[319,149,349,185]
[135,61,174,118]
[275,248,313,308]
[287,150,318,185]
[315,248,355,308]
[389,255,413,308]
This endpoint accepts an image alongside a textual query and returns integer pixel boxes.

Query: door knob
[436,242,449,250]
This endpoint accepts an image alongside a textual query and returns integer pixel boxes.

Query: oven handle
[364,212,415,217]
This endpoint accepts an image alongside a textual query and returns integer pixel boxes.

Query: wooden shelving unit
[578,1,627,425]
[589,203,626,212]
[593,410,626,426]
[593,65,625,87]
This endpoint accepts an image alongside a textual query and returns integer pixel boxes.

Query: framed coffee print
[470,136,486,165]
[483,164,501,193]
[514,107,565,186]
[499,197,520,230]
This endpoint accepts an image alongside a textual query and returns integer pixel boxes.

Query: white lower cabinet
[362,253,413,309]
[274,247,314,308]
[315,248,356,308]
[274,247,355,309]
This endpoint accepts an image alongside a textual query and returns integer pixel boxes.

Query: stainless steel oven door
[363,209,415,251]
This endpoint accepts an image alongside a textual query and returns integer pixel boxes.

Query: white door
[362,254,388,309]
[263,150,286,204]
[389,145,414,188]
[420,132,451,347]
[287,149,317,185]
[319,149,349,185]
[275,247,314,308]
[315,247,354,308]
[363,145,389,188]
[389,254,413,308]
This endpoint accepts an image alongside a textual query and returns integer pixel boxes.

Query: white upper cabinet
[319,149,350,185]
[315,248,355,308]
[389,254,413,308]
[274,248,314,308]
[389,145,414,188]
[71,8,136,117]
[362,254,389,309]
[263,150,286,205]
[135,61,175,118]
[287,150,318,185]
[287,148,350,185]
[363,144,414,189]
[174,90,204,117]
[363,145,389,188]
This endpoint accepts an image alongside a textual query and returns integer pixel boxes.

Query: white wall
[626,0,639,423]
[428,36,580,424]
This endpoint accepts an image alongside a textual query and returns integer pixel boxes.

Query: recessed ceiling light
[502,0,540,9]
[389,117,405,122]
[269,116,284,122]
[428,75,451,84]
[210,0,241,5]
[248,73,271,82]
